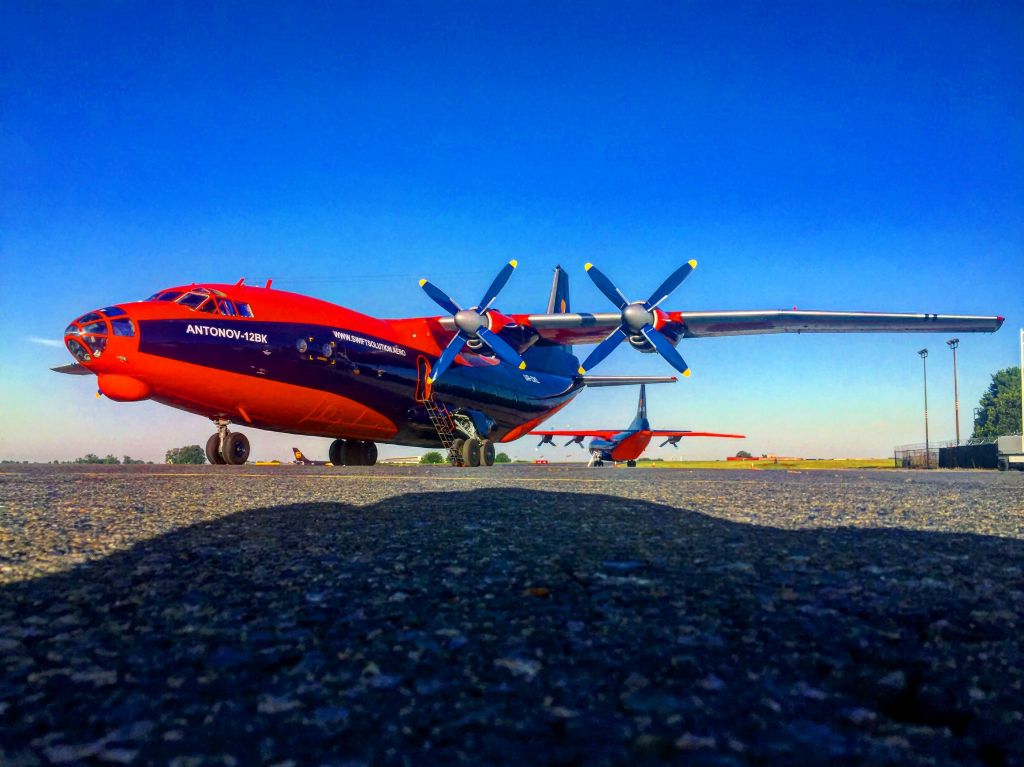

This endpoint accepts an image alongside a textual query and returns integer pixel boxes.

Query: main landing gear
[450,438,495,467]
[206,420,250,465]
[328,438,378,467]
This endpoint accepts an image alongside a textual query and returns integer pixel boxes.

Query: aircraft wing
[648,430,746,439]
[499,310,1004,345]
[529,429,620,439]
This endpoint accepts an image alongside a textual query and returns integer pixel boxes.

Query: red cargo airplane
[532,384,743,467]
[55,260,1003,467]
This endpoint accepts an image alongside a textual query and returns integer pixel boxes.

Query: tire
[450,438,465,466]
[329,439,347,466]
[480,439,495,466]
[347,440,365,466]
[461,438,480,468]
[223,432,250,465]
[205,433,226,465]
[361,441,378,467]
[627,460,636,468]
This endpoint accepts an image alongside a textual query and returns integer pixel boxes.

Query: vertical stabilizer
[637,384,647,420]
[546,265,570,314]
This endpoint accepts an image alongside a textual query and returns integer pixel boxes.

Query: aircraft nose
[62,305,136,364]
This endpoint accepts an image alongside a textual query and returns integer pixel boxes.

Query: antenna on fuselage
[235,278,246,286]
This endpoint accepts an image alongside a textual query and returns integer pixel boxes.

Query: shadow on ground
[1,490,1022,766]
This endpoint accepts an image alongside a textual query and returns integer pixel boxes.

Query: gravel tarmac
[1,464,1022,766]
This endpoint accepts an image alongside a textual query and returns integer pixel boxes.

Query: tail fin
[292,448,308,464]
[546,265,570,314]
[637,384,647,420]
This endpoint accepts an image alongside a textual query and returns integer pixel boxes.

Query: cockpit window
[158,291,183,302]
[82,321,107,336]
[236,303,254,318]
[177,291,210,309]
[76,312,103,324]
[217,299,237,316]
[100,306,126,317]
[65,323,80,336]
[111,318,135,336]
[196,298,216,313]
[67,339,92,363]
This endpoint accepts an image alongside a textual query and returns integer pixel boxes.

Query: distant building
[380,455,423,465]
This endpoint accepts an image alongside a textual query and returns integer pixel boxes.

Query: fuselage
[63,283,582,448]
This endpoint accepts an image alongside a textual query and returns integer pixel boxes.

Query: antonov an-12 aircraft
[532,384,743,467]
[55,260,1003,467]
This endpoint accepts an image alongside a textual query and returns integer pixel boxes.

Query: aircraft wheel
[450,438,465,466]
[627,460,636,468]
[361,441,378,467]
[347,440,365,466]
[223,432,250,465]
[329,438,347,466]
[480,439,495,467]
[461,438,480,468]
[205,433,226,465]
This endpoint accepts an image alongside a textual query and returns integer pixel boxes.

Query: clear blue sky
[2,1,1021,462]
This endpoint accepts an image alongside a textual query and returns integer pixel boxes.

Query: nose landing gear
[206,419,251,465]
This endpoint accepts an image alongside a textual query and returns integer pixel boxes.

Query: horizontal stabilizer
[51,363,92,376]
[578,375,676,387]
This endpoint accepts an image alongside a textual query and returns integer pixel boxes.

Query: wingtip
[418,278,427,287]
[688,259,697,268]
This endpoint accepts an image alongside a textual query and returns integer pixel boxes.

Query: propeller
[420,261,526,383]
[537,435,556,447]
[565,436,586,448]
[659,436,683,448]
[578,260,697,377]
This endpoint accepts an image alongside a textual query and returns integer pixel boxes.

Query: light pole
[947,338,960,446]
[918,348,930,468]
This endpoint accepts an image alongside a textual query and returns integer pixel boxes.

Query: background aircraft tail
[637,384,647,420]
[292,447,310,464]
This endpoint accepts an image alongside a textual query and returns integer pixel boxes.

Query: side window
[217,299,237,316]
[196,299,217,313]
[111,319,135,337]
[236,303,254,318]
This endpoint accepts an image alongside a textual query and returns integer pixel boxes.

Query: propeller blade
[476,326,526,370]
[584,263,629,310]
[477,260,518,313]
[578,326,628,374]
[419,280,461,315]
[645,259,697,310]
[427,331,469,383]
[659,437,680,448]
[640,324,691,377]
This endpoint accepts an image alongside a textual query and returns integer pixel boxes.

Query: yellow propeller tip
[584,262,593,271]
[518,361,527,370]
[418,279,427,287]
[509,259,518,268]
[426,376,435,385]
[683,369,692,377]
[578,366,586,375]
[688,259,697,268]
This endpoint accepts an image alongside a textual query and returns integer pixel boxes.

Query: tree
[122,455,146,465]
[494,452,511,464]
[420,451,445,465]
[165,445,206,464]
[736,450,752,458]
[972,366,1022,442]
